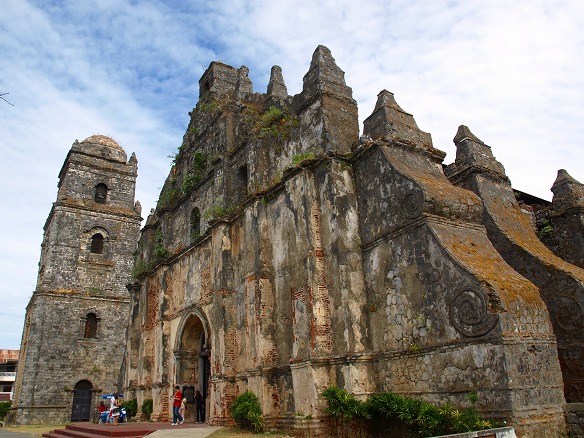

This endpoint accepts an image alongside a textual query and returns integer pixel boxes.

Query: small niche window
[84,313,98,338]
[94,183,108,204]
[90,234,104,254]
[191,208,201,240]
[236,165,248,202]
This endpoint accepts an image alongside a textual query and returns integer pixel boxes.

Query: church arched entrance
[71,380,93,421]
[175,313,210,420]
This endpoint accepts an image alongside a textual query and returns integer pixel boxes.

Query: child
[179,397,187,422]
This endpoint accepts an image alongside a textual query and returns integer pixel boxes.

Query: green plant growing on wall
[253,106,299,139]
[539,219,554,238]
[203,203,238,221]
[157,185,181,210]
[292,150,316,166]
[132,259,152,278]
[182,151,208,193]
[231,391,264,433]
[154,230,169,261]
[204,204,225,221]
[196,97,222,114]
[169,142,187,166]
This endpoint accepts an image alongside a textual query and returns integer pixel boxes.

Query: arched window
[191,208,201,240]
[94,183,108,204]
[84,313,98,338]
[90,234,104,254]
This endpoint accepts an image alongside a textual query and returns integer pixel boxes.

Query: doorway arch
[71,380,93,421]
[174,313,210,408]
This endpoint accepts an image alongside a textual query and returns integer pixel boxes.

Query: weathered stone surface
[356,108,565,436]
[122,48,570,437]
[12,46,583,437]
[446,126,584,408]
[8,136,141,425]
[538,169,584,269]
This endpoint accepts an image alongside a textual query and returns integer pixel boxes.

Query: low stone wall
[429,427,516,438]
[566,403,584,437]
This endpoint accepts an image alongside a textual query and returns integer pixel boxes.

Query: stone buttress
[354,91,566,436]
[446,126,584,404]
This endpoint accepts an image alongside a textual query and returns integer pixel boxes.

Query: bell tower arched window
[94,183,108,204]
[90,234,104,254]
[84,313,98,338]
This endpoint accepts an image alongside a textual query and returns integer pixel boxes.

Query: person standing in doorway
[171,385,184,425]
[195,390,204,423]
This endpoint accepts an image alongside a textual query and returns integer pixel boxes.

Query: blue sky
[1,0,583,350]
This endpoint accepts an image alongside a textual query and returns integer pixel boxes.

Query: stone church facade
[8,136,142,424]
[9,46,584,437]
[123,46,584,437]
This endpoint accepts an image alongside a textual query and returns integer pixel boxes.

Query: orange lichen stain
[381,145,483,221]
[430,221,544,310]
[480,181,584,280]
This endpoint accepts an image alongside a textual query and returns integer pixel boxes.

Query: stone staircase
[42,422,201,438]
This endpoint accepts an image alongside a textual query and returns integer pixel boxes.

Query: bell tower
[8,135,142,424]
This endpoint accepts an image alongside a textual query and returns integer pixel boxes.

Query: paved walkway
[148,425,222,438]
[0,423,222,438]
[0,430,38,438]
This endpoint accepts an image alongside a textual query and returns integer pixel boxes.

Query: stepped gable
[266,65,288,99]
[551,169,584,212]
[300,45,352,99]
[292,45,359,153]
[447,124,584,404]
[363,90,436,154]
[445,125,507,181]
[198,62,253,101]
[539,169,584,268]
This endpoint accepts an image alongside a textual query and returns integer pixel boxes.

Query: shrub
[0,400,11,421]
[231,391,264,433]
[321,386,370,437]
[122,398,138,419]
[141,398,153,420]
[322,386,496,438]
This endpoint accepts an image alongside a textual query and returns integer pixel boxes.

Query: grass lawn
[207,430,291,437]
[3,424,69,436]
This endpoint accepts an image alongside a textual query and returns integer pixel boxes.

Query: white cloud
[1,0,583,349]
